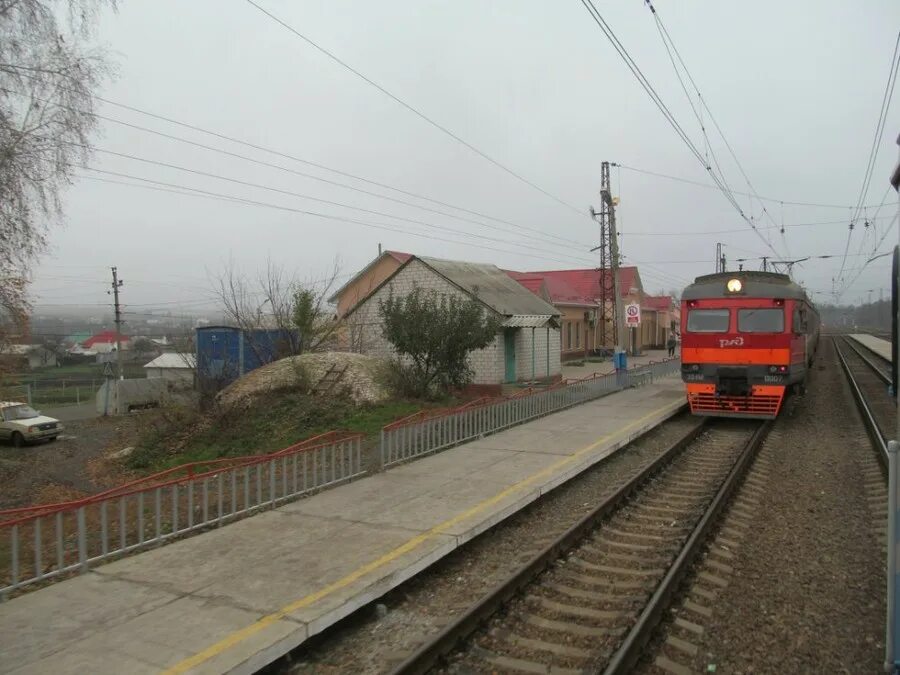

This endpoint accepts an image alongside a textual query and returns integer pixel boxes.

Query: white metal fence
[381,359,680,467]
[0,432,363,597]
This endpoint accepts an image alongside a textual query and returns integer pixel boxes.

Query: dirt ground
[0,415,140,510]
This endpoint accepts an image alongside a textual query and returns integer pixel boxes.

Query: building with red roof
[82,331,130,353]
[506,267,677,358]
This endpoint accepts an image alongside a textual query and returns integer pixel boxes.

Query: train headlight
[726,278,742,293]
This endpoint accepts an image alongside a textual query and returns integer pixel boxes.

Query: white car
[0,402,63,447]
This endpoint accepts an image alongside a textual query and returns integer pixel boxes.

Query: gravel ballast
[677,338,886,673]
[277,414,700,674]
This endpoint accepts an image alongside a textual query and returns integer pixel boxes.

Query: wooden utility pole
[110,266,124,380]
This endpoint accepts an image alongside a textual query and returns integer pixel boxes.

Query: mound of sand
[216,352,391,409]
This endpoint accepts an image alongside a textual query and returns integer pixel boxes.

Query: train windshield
[687,309,729,332]
[738,308,784,332]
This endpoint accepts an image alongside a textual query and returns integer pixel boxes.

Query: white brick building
[344,256,562,391]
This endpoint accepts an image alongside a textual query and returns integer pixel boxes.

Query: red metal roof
[642,295,674,311]
[82,331,130,347]
[510,267,640,304]
[505,268,640,305]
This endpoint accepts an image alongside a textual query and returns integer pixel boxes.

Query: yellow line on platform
[162,399,684,674]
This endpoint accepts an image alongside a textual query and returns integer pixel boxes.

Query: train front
[680,273,804,418]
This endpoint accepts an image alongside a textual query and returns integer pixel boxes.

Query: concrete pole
[111,267,124,381]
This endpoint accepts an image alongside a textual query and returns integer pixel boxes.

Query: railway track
[834,335,891,553]
[834,336,892,468]
[391,420,771,675]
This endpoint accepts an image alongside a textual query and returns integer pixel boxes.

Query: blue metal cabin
[195,326,299,392]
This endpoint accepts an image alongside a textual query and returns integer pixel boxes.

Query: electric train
[680,271,819,418]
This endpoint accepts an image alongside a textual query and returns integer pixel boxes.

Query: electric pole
[600,165,625,356]
[590,161,618,349]
[110,266,124,380]
[716,243,726,273]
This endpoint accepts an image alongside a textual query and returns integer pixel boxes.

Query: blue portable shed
[195,326,299,392]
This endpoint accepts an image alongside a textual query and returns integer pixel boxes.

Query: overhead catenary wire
[615,164,887,210]
[646,2,786,249]
[576,0,782,258]
[836,210,900,300]
[242,0,587,218]
[836,30,900,283]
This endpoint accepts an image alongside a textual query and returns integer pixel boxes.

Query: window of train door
[793,306,807,333]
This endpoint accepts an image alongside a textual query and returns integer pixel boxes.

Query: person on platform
[666,334,677,358]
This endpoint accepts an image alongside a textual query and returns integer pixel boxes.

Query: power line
[837,30,900,282]
[646,3,787,246]
[79,168,607,269]
[835,210,900,300]
[242,0,587,217]
[576,0,781,258]
[9,79,593,249]
[615,164,886,210]
[73,142,594,261]
[623,215,896,237]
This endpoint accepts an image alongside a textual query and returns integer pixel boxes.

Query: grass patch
[126,389,437,474]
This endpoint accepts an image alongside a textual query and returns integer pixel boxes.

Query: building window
[566,322,572,350]
[575,321,581,349]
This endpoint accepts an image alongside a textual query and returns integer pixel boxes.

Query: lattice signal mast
[590,161,623,350]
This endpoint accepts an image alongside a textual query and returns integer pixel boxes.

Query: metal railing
[0,430,364,597]
[380,358,680,468]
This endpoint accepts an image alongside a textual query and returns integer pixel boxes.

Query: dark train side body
[680,271,820,418]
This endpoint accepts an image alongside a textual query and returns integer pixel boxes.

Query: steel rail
[834,336,889,470]
[602,419,772,674]
[389,417,750,675]
[844,336,892,386]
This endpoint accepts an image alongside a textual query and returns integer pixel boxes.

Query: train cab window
[738,308,784,333]
[686,309,730,332]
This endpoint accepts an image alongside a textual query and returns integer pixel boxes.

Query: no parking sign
[625,303,641,327]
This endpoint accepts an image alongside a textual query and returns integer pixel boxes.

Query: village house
[79,330,131,354]
[330,249,412,318]
[342,255,561,393]
[143,353,196,386]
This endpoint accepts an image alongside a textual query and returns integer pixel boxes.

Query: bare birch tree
[0,0,115,344]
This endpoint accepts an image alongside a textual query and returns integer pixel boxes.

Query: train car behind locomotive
[680,271,819,418]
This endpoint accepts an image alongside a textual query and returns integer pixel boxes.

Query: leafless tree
[210,258,342,361]
[0,0,115,344]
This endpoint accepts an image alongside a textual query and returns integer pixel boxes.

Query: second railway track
[393,420,771,675]
[835,335,893,466]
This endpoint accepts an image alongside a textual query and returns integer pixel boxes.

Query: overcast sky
[31,0,900,316]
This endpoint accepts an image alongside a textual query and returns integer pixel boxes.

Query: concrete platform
[0,378,688,675]
[849,333,892,362]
